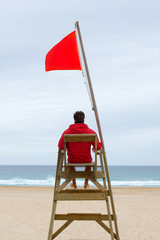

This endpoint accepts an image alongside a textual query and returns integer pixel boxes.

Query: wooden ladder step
[55,189,109,201]
[55,213,114,221]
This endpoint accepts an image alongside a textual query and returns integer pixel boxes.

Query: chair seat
[66,162,95,167]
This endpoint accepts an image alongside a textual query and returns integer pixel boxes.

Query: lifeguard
[58,111,102,188]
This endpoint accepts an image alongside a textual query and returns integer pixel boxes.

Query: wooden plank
[101,150,120,240]
[67,162,95,167]
[59,171,104,178]
[60,189,109,194]
[56,189,110,195]
[90,178,106,192]
[47,149,62,240]
[55,213,114,221]
[55,178,72,193]
[52,220,73,239]
[55,191,106,201]
[96,220,117,239]
[64,134,96,143]
[99,152,115,240]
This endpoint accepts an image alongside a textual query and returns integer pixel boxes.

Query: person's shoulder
[86,125,96,134]
[63,128,71,134]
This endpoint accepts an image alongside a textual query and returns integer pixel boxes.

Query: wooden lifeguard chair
[46,21,120,240]
[47,134,120,240]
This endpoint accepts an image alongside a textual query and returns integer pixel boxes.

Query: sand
[0,186,160,240]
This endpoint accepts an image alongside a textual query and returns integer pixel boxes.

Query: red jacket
[58,123,102,163]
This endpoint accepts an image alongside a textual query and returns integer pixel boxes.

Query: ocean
[0,165,160,187]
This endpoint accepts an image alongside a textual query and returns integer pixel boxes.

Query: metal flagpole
[75,21,120,240]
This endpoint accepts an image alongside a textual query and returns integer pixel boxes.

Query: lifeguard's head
[74,111,85,123]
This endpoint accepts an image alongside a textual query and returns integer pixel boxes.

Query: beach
[0,187,160,240]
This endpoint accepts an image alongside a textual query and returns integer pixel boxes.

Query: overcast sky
[0,0,160,165]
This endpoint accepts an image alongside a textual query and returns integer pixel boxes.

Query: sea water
[0,165,160,187]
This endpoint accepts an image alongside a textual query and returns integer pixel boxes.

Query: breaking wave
[0,177,160,187]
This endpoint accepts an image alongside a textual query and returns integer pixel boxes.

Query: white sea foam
[0,177,55,186]
[0,178,160,187]
[76,180,160,187]
[111,180,160,187]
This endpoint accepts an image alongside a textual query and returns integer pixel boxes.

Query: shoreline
[0,186,160,194]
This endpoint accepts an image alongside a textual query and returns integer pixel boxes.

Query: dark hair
[73,111,85,123]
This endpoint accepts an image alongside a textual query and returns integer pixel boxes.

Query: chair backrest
[63,134,97,175]
[64,134,97,144]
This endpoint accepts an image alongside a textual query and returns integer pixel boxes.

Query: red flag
[45,31,82,71]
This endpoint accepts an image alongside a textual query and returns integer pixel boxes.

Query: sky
[0,0,160,165]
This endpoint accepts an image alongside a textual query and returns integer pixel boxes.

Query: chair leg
[47,150,62,240]
[84,166,91,188]
[47,200,57,240]
[100,153,115,240]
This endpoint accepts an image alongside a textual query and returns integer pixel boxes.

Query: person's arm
[58,133,65,149]
[89,129,102,150]
[58,129,70,149]
[96,136,102,150]
[92,136,102,151]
